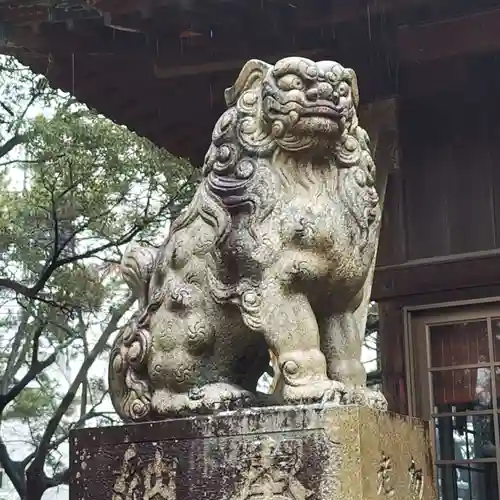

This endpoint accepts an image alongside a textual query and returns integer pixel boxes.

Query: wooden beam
[2,0,437,64]
[153,49,325,78]
[378,302,408,414]
[4,19,334,66]
[399,8,500,62]
[373,251,500,301]
[355,97,399,344]
[398,56,469,98]
[0,0,430,31]
[359,98,400,180]
[298,0,434,27]
[10,0,494,68]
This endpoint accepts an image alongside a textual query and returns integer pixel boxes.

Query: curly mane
[171,58,375,254]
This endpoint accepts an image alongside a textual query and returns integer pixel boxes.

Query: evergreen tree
[0,55,196,500]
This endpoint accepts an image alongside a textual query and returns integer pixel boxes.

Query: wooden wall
[374,58,500,413]
[378,80,500,268]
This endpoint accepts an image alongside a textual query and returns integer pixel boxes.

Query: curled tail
[109,320,153,421]
[108,244,157,422]
[120,244,158,307]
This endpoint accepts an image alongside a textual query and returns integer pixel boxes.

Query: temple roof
[1,0,499,164]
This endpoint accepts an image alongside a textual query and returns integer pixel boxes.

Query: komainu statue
[109,57,387,421]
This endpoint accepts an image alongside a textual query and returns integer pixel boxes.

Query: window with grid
[410,305,500,500]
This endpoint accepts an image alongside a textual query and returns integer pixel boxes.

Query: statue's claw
[341,387,388,411]
[151,383,255,417]
[194,382,255,411]
[320,382,345,407]
[282,379,345,405]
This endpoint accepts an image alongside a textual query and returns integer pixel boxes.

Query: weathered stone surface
[70,404,435,500]
[108,56,385,421]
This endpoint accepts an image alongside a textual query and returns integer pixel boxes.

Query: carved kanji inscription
[112,444,177,500]
[377,452,395,497]
[229,437,313,500]
[408,458,424,500]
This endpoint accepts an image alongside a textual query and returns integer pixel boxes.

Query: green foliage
[0,55,197,500]
[3,387,55,421]
[0,103,195,301]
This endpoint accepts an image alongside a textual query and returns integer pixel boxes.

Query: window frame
[406,299,500,500]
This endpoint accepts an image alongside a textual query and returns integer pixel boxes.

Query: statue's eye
[338,82,349,97]
[276,74,305,91]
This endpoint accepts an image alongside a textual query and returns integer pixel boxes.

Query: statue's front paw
[195,382,255,411]
[282,379,345,404]
[342,387,388,410]
[152,383,255,417]
[151,390,191,417]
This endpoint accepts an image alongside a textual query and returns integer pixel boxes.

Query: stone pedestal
[69,404,436,500]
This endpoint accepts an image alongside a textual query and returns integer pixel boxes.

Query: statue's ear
[345,68,360,108]
[224,59,272,107]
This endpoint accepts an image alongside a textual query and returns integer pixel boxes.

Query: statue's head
[194,56,372,239]
[223,56,360,152]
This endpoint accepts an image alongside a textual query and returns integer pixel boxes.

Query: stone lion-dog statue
[109,56,387,421]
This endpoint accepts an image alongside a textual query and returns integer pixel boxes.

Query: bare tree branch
[0,437,25,495]
[21,394,109,469]
[77,311,88,420]
[0,100,14,117]
[0,323,82,412]
[0,133,26,159]
[24,295,135,498]
[11,81,45,136]
[0,175,193,300]
[0,308,31,394]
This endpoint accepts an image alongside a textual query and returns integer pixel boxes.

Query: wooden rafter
[399,7,500,62]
